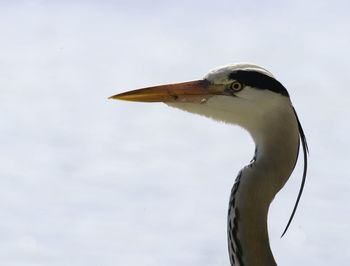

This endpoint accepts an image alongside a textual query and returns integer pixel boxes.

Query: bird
[109,63,308,266]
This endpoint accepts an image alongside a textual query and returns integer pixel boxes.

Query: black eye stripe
[229,70,289,97]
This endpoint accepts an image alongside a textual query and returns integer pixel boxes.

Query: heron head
[110,63,293,136]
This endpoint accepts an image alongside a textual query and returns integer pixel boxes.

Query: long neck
[227,108,300,266]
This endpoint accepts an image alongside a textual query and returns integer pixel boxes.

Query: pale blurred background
[1,0,349,265]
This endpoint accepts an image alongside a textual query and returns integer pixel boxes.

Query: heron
[110,63,308,266]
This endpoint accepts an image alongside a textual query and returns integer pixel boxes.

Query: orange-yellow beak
[109,79,223,103]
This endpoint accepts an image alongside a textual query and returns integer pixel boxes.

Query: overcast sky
[1,1,349,265]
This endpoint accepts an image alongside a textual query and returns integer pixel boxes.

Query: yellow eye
[230,81,243,92]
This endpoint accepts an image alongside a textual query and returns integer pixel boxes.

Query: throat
[227,111,300,266]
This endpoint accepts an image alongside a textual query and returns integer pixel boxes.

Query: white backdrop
[1,1,349,265]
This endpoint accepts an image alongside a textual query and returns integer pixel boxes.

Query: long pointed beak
[109,79,222,103]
